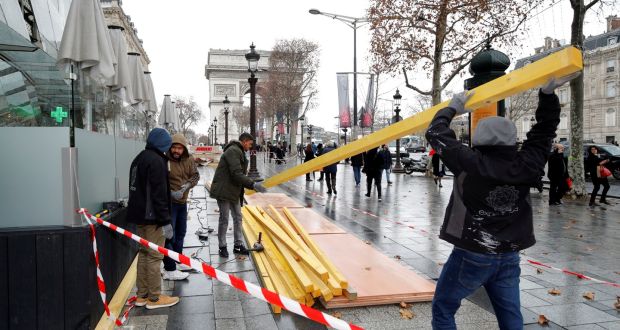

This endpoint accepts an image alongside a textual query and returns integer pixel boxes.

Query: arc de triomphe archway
[205,48,270,144]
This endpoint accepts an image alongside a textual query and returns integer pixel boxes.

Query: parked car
[388,140,409,159]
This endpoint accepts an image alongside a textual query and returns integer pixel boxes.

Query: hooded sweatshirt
[425,91,560,254]
[127,128,172,225]
[168,134,200,204]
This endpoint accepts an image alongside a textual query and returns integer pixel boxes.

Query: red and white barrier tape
[78,209,363,330]
[85,216,138,326]
[527,259,620,288]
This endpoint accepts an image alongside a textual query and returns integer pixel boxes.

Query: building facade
[513,16,620,144]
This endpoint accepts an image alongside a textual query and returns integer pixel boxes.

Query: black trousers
[590,177,610,204]
[366,172,382,197]
[549,178,567,204]
[325,172,337,192]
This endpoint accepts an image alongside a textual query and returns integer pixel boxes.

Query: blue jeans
[384,168,391,182]
[432,248,522,330]
[163,203,188,271]
[352,166,361,185]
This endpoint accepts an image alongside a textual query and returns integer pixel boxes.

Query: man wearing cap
[127,128,180,309]
[210,133,267,258]
[425,73,579,329]
[162,134,200,281]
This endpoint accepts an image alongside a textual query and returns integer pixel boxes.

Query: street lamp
[208,124,213,146]
[392,89,405,173]
[223,95,230,144]
[299,115,305,145]
[246,43,261,180]
[213,117,218,145]
[309,8,368,142]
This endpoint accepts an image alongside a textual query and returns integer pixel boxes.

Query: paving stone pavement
[121,155,620,329]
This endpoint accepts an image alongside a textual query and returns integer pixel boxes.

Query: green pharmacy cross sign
[51,106,68,123]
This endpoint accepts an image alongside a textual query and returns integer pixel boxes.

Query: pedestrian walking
[275,143,285,164]
[304,143,315,181]
[322,142,338,194]
[363,146,384,201]
[547,144,569,205]
[425,73,578,329]
[350,152,364,187]
[161,134,200,281]
[587,146,611,206]
[127,128,180,309]
[431,149,446,188]
[210,133,267,258]
[379,144,393,184]
[316,143,325,181]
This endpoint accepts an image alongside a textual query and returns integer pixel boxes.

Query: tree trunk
[431,1,448,105]
[568,1,587,197]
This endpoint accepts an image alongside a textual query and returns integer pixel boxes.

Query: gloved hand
[171,190,184,200]
[180,182,191,192]
[541,72,581,94]
[253,182,267,193]
[449,91,475,115]
[162,224,174,240]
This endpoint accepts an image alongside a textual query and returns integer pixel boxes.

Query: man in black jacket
[547,144,569,205]
[127,128,179,309]
[425,73,578,329]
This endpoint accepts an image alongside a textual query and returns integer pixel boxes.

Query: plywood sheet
[276,208,346,235]
[244,193,304,209]
[311,233,435,308]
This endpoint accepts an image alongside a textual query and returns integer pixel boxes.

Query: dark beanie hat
[146,128,172,153]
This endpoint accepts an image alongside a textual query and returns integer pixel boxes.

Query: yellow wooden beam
[242,208,306,303]
[247,46,582,192]
[282,208,349,289]
[95,256,138,330]
[246,206,329,281]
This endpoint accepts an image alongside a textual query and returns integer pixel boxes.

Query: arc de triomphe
[205,48,270,144]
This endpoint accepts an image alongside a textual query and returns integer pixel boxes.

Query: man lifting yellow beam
[249,46,583,192]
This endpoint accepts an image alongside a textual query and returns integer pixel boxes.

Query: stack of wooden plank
[241,205,351,313]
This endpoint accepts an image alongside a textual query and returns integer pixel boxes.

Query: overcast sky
[121,0,612,135]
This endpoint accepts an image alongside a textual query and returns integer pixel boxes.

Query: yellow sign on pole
[248,46,583,193]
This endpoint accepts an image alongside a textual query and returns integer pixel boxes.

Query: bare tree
[232,106,251,134]
[506,89,538,123]
[566,0,613,197]
[261,39,320,150]
[173,96,203,135]
[368,0,543,105]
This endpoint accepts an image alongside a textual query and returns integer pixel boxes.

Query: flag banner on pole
[337,73,351,128]
[360,74,375,128]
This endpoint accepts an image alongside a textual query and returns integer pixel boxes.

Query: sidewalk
[122,159,620,329]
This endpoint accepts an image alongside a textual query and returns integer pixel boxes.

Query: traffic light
[307,124,313,136]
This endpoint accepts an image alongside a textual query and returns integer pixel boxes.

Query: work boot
[135,296,148,307]
[233,244,250,255]
[219,247,229,258]
[162,270,189,281]
[145,295,180,310]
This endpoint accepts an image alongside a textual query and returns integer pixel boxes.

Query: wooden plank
[36,233,64,330]
[284,208,346,234]
[268,233,314,294]
[244,193,304,208]
[343,287,358,301]
[298,261,333,302]
[95,256,138,330]
[247,46,583,192]
[242,209,305,303]
[246,206,329,281]
[283,208,348,289]
[310,233,435,308]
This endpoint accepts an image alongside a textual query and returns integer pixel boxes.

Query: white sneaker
[162,270,189,281]
[177,263,193,272]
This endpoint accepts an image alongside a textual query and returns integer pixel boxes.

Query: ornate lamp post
[208,125,213,146]
[223,95,230,144]
[246,43,261,179]
[213,117,218,146]
[392,89,405,173]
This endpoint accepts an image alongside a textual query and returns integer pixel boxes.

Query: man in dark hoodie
[210,133,267,258]
[162,134,200,281]
[425,73,579,329]
[128,128,179,309]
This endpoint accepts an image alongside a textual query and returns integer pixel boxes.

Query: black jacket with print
[425,91,560,253]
